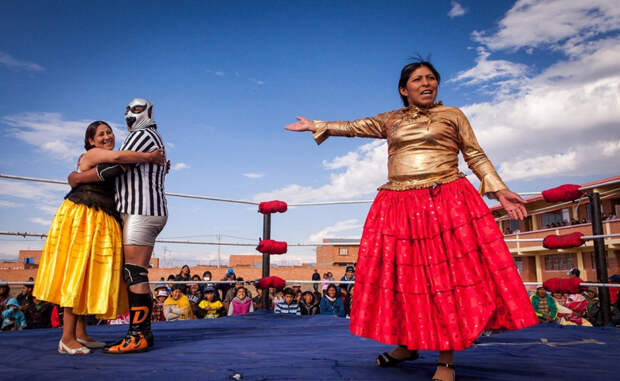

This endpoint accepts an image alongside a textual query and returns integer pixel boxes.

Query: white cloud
[253,140,386,203]
[449,47,529,97]
[248,78,265,85]
[30,217,51,226]
[243,173,264,179]
[2,112,126,162]
[0,51,45,72]
[448,1,466,18]
[254,2,620,204]
[308,219,363,242]
[215,71,225,77]
[472,0,620,53]
[0,200,21,208]
[0,180,67,201]
[173,162,189,171]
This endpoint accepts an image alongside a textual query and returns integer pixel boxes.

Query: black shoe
[376,349,419,367]
[143,329,154,347]
[102,331,149,354]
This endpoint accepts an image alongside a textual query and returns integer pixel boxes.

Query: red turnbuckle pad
[256,276,286,290]
[541,184,584,203]
[543,232,585,249]
[258,200,288,214]
[543,277,583,294]
[256,239,287,254]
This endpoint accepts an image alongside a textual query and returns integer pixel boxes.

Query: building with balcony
[492,175,620,282]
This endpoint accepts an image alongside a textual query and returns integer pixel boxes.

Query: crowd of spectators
[105,266,357,325]
[1,278,64,331]
[3,265,620,332]
[530,269,620,327]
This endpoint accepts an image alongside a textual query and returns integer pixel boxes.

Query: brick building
[315,238,359,266]
[492,175,620,282]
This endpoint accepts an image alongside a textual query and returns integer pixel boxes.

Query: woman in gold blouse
[285,61,538,381]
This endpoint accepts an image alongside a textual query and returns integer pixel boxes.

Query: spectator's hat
[154,282,167,290]
[226,268,235,276]
[609,274,620,282]
[292,283,301,287]
[346,265,355,273]
[156,290,168,297]
[204,285,216,292]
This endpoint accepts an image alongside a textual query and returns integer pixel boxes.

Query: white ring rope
[1,231,619,245]
[4,280,619,287]
[0,173,258,206]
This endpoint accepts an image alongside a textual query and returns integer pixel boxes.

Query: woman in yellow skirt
[33,121,165,354]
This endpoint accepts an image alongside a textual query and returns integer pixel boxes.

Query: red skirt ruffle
[350,178,538,351]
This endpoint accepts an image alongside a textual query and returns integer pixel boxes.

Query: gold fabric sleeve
[455,109,507,195]
[312,112,389,145]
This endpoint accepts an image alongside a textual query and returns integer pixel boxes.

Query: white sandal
[58,340,91,355]
[77,338,106,349]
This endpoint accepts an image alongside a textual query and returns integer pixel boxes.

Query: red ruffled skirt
[350,178,538,351]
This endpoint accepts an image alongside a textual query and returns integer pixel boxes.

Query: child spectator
[275,288,301,315]
[295,290,303,304]
[16,284,34,309]
[321,273,330,295]
[0,281,9,313]
[344,285,354,318]
[218,268,236,302]
[187,283,204,316]
[300,291,320,315]
[339,266,355,293]
[320,284,345,317]
[25,297,52,329]
[152,290,168,322]
[2,298,27,331]
[224,278,252,309]
[272,289,284,309]
[197,286,224,319]
[167,274,176,292]
[252,287,272,310]
[530,287,557,323]
[163,285,194,321]
[174,265,192,294]
[311,269,320,292]
[228,287,253,316]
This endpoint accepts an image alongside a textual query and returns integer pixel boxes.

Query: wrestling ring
[0,173,619,381]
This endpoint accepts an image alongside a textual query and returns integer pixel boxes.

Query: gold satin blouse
[312,102,507,195]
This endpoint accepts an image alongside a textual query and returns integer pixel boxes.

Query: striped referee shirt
[115,124,167,216]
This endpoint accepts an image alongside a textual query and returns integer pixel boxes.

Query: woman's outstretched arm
[285,112,389,145]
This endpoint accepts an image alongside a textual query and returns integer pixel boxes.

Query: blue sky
[1,1,619,266]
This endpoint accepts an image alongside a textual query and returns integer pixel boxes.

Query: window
[338,248,349,256]
[509,219,520,233]
[513,257,523,272]
[541,209,568,227]
[544,253,574,271]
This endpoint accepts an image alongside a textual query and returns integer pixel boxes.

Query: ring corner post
[588,191,611,326]
[261,213,271,310]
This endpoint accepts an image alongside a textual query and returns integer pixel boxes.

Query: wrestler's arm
[79,148,165,171]
[67,163,125,188]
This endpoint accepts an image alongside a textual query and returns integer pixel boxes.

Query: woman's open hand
[496,189,528,221]
[284,116,316,132]
[149,148,166,165]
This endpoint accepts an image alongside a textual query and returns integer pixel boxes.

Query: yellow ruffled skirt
[33,199,128,319]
